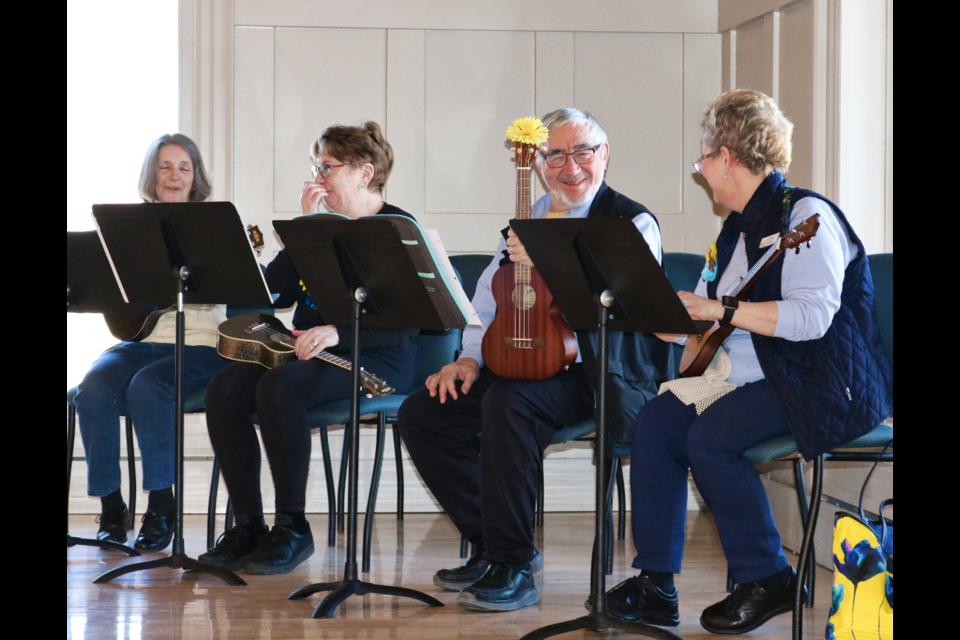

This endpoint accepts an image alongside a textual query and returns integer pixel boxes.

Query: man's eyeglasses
[311,163,346,179]
[539,144,602,169]
[693,152,715,174]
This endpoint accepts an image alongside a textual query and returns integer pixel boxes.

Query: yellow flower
[505,117,549,146]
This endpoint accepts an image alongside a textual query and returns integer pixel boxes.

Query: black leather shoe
[700,568,805,635]
[134,510,175,552]
[457,562,539,612]
[96,508,129,544]
[586,575,680,627]
[244,525,315,576]
[436,551,542,592]
[198,526,269,571]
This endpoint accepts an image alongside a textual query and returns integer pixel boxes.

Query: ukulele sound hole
[512,285,537,311]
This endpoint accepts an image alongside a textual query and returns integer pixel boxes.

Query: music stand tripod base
[67,535,141,557]
[520,612,684,640]
[285,290,443,619]
[94,553,247,586]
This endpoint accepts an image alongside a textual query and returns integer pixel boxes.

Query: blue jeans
[74,342,229,497]
[630,380,792,584]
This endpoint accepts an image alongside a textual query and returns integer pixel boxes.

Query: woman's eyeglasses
[693,152,715,174]
[311,163,346,179]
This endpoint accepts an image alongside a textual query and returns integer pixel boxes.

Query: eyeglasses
[311,163,346,179]
[539,144,602,169]
[693,152,715,174]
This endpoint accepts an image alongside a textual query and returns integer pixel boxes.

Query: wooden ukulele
[680,214,822,377]
[217,313,396,397]
[481,118,579,380]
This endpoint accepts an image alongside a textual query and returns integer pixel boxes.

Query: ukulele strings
[250,325,355,370]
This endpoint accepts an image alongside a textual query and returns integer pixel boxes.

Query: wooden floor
[67,512,833,639]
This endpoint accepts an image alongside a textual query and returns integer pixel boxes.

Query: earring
[359,183,367,190]
[724,171,728,180]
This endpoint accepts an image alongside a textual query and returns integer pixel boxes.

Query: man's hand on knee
[427,358,480,403]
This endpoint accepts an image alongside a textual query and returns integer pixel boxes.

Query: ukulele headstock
[513,143,539,170]
[780,214,821,254]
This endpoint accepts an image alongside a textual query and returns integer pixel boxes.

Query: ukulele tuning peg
[795,247,801,255]
[807,239,813,249]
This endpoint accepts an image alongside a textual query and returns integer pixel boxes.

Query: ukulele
[217,313,396,398]
[679,214,822,378]
[102,225,268,342]
[481,118,579,381]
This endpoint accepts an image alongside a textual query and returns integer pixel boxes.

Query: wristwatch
[719,295,739,327]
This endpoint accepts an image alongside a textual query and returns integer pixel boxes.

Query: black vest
[707,173,893,458]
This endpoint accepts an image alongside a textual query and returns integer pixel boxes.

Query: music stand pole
[519,291,682,640]
[288,284,444,618]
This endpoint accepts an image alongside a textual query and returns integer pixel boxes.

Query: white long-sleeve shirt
[683,196,858,387]
[460,192,663,369]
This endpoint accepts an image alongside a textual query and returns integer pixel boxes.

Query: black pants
[206,355,411,517]
[397,365,595,565]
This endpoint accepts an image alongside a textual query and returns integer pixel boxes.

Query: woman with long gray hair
[74,133,229,553]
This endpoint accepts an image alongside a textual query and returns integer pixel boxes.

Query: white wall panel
[736,15,775,97]
[575,33,684,215]
[233,26,276,259]
[424,30,535,215]
[385,30,426,217]
[236,0,719,34]
[535,32,575,205]
[274,28,387,214]
[721,30,734,92]
[683,34,725,254]
[885,0,893,253]
[780,0,815,191]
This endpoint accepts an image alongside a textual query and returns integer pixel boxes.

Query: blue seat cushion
[745,424,894,465]
[250,395,408,429]
[67,387,78,405]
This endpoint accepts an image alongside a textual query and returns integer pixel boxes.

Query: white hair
[540,108,609,147]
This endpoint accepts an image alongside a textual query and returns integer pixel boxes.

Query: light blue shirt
[460,191,663,369]
[686,196,858,387]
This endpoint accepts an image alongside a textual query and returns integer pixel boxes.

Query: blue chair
[449,254,495,304]
[743,253,894,640]
[306,326,462,572]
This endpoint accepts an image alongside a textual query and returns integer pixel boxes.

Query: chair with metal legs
[67,387,140,556]
[740,253,895,640]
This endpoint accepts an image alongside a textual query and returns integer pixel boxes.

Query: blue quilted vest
[706,173,893,459]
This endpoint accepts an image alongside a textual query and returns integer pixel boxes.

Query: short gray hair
[137,133,212,202]
[540,108,609,147]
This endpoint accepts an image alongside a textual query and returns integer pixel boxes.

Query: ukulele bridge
[504,337,545,349]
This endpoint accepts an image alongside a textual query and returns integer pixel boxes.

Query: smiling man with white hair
[397,108,673,612]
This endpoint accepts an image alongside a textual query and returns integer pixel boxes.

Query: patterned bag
[827,445,893,640]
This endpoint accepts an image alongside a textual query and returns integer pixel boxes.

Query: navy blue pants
[630,380,791,584]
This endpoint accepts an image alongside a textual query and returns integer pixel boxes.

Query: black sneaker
[198,526,269,571]
[244,525,315,576]
[700,567,804,635]
[587,575,680,626]
[96,508,129,544]
[457,563,540,612]
[435,551,543,592]
[134,510,175,552]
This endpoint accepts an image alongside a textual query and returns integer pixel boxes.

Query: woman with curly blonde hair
[600,90,892,635]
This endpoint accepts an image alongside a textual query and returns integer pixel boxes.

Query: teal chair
[742,253,894,640]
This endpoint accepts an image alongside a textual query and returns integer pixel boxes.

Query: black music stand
[275,214,464,619]
[89,202,271,587]
[67,231,145,557]
[510,217,710,640]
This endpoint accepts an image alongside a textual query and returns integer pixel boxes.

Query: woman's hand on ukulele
[506,228,534,268]
[427,358,480,404]
[292,325,340,360]
[301,181,330,215]
[678,291,723,323]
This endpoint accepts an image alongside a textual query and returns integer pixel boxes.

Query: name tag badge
[759,233,779,249]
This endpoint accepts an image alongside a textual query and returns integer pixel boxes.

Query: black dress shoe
[700,567,805,635]
[134,510,175,552]
[96,508,129,544]
[244,525,315,576]
[198,526,269,571]
[457,562,539,612]
[586,575,680,627]
[436,551,543,592]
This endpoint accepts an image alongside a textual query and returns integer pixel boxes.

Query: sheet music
[422,229,482,327]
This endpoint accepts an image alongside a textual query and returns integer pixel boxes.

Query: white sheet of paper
[422,228,482,327]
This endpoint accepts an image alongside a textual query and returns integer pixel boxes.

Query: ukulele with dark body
[481,125,578,381]
[680,214,821,378]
